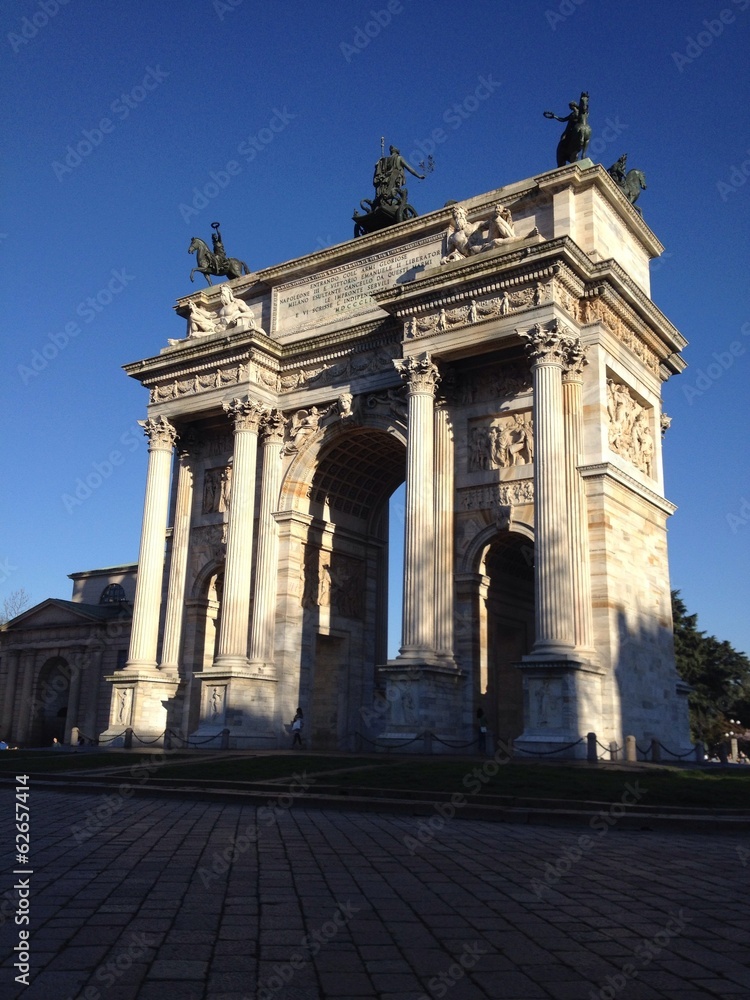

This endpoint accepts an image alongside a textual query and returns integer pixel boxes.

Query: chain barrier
[596,740,623,753]
[92,730,128,745]
[131,730,167,746]
[513,738,585,756]
[430,734,480,749]
[165,729,224,747]
[658,742,696,760]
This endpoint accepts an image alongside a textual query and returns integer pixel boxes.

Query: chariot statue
[352,142,425,237]
[188,222,250,285]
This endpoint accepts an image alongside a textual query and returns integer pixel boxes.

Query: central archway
[282,421,406,749]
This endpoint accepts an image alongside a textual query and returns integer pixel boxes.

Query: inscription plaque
[272,235,441,337]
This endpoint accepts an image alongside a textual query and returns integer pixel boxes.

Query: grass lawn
[1,750,748,809]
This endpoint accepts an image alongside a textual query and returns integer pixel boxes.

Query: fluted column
[520,323,575,655]
[15,651,37,745]
[0,649,20,737]
[126,416,178,670]
[64,650,83,744]
[394,354,440,658]
[434,398,455,661]
[562,335,594,651]
[214,396,266,669]
[248,409,285,671]
[159,438,195,671]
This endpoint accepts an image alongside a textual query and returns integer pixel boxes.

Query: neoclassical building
[51,160,694,754]
[0,566,134,746]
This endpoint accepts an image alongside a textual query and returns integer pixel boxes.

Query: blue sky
[2,0,749,658]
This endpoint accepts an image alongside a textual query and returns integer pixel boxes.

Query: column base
[191,668,278,749]
[374,660,466,753]
[101,671,180,748]
[513,656,605,760]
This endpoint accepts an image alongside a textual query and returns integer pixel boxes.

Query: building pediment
[2,599,131,632]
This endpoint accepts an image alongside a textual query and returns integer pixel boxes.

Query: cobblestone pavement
[1,789,748,1000]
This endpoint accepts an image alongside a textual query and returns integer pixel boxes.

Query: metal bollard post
[731,737,739,763]
[609,740,618,762]
[587,732,597,762]
[694,741,705,763]
[650,738,660,763]
[423,731,433,754]
[220,728,230,750]
[625,735,637,762]
[124,727,133,749]
[164,730,172,751]
[70,726,80,747]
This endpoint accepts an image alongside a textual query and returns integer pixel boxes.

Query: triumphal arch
[102,158,692,755]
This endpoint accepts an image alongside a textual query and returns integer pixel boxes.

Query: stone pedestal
[513,658,605,759]
[192,669,278,748]
[100,670,179,747]
[376,662,466,752]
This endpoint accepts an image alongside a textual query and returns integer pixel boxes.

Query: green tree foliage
[672,590,750,747]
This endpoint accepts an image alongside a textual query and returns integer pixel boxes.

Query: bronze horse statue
[188,236,250,285]
[619,169,647,212]
[544,91,591,167]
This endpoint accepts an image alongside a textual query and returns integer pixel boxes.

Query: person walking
[291,708,304,748]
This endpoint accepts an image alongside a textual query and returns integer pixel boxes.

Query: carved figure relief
[202,465,232,514]
[530,678,563,729]
[458,364,531,406]
[459,480,534,512]
[190,524,227,587]
[365,387,407,423]
[150,362,250,403]
[208,685,227,725]
[406,284,541,341]
[607,379,655,477]
[440,203,536,264]
[469,412,534,471]
[216,284,263,335]
[301,548,365,618]
[115,687,133,727]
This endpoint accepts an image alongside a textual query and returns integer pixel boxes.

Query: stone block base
[101,671,179,748]
[375,661,468,753]
[190,669,278,749]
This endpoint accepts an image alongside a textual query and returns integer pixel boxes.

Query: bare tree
[1,588,31,625]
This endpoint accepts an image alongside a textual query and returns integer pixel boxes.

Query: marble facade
[100,160,691,755]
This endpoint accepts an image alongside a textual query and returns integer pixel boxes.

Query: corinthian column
[214,396,266,670]
[248,409,285,672]
[159,437,195,672]
[125,415,178,670]
[434,397,455,662]
[394,354,440,659]
[519,323,575,655]
[562,335,594,651]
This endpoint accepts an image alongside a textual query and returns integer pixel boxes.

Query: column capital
[224,396,267,432]
[561,333,588,381]
[140,415,178,451]
[394,354,441,395]
[260,407,286,445]
[518,321,572,367]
